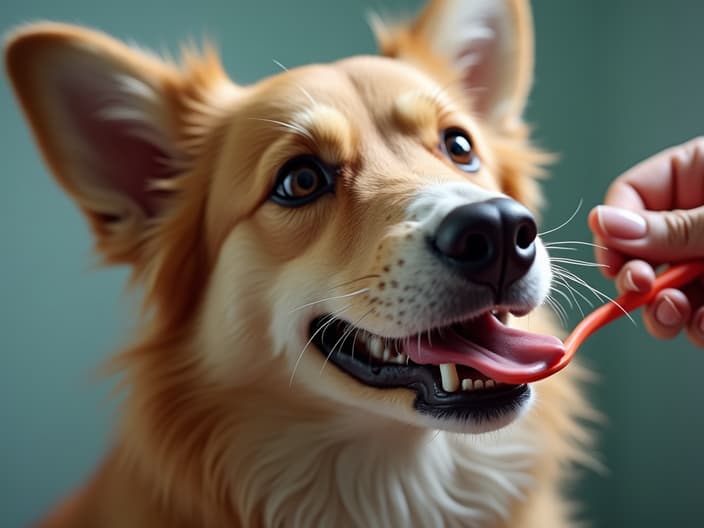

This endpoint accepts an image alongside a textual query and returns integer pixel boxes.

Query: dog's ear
[373,0,533,130]
[5,23,230,265]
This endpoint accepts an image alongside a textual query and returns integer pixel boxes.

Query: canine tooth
[368,336,383,358]
[485,380,495,389]
[461,379,473,391]
[473,379,484,390]
[382,348,392,362]
[440,364,460,392]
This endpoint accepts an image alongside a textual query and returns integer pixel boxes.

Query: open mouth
[311,311,565,423]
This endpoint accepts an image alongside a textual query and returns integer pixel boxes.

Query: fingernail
[623,269,641,292]
[655,297,682,327]
[596,206,648,239]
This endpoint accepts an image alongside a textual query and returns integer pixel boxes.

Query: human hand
[587,137,704,347]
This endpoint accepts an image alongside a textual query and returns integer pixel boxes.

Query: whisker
[543,296,567,327]
[549,257,608,268]
[553,272,591,309]
[296,84,316,106]
[271,58,288,72]
[247,117,315,143]
[271,60,318,108]
[544,240,609,251]
[320,310,372,374]
[543,246,578,252]
[552,278,585,319]
[351,327,362,362]
[539,199,583,237]
[330,274,381,290]
[561,280,595,309]
[289,305,352,387]
[548,284,574,310]
[552,265,635,324]
[289,287,370,313]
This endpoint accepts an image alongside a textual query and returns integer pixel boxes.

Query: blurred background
[1,0,703,526]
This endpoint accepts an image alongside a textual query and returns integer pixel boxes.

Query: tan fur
[6,1,594,527]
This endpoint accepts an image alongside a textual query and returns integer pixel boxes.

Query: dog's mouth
[311,311,565,422]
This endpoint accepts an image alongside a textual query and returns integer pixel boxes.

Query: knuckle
[664,210,698,246]
[680,137,704,161]
[688,136,704,152]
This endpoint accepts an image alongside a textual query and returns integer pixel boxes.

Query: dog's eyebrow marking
[392,90,455,146]
[393,92,438,131]
[294,104,357,162]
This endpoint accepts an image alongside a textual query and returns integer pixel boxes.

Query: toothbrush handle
[564,260,704,351]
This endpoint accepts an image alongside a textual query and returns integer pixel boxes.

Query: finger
[682,278,704,348]
[642,288,692,340]
[606,137,704,212]
[590,204,704,263]
[615,260,655,295]
[591,229,626,279]
[686,306,704,348]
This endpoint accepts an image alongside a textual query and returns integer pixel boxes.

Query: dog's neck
[213,397,537,527]
[119,332,545,528]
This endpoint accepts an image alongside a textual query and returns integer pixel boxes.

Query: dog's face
[6,0,564,435]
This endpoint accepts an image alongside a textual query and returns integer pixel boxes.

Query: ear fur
[4,23,230,265]
[373,0,550,215]
[372,0,534,131]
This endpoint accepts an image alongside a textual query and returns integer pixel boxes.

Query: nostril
[516,223,536,250]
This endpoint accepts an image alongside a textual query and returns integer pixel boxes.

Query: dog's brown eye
[284,167,320,197]
[441,128,480,173]
[271,156,335,207]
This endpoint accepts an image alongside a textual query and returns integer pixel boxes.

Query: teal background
[2,1,703,526]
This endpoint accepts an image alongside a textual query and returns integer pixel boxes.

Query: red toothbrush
[519,260,704,384]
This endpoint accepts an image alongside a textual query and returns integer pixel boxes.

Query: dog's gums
[311,309,564,418]
[312,314,533,424]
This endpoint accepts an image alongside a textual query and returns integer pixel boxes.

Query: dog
[6,0,593,526]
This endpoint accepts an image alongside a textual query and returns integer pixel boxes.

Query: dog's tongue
[403,313,565,384]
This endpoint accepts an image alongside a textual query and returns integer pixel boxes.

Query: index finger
[605,137,704,212]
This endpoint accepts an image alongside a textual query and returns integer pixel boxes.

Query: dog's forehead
[251,55,448,122]
[334,55,445,105]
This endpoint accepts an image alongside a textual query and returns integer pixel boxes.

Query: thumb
[589,204,704,262]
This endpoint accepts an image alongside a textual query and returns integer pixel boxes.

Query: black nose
[432,197,537,301]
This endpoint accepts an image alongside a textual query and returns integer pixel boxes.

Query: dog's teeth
[461,379,473,391]
[439,364,459,392]
[485,380,495,389]
[368,336,383,358]
[395,353,408,365]
[473,379,484,390]
[382,348,392,362]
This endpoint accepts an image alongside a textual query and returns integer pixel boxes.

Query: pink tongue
[403,313,565,384]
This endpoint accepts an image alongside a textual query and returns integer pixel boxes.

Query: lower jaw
[312,317,531,429]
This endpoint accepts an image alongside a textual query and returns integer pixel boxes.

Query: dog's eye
[441,128,480,173]
[271,156,335,207]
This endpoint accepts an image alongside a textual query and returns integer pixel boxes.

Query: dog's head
[6,0,564,435]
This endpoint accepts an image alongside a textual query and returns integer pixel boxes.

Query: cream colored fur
[5,1,595,526]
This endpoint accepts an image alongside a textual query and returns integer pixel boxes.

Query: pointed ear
[373,0,534,129]
[5,23,229,264]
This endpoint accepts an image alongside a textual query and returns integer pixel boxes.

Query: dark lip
[311,316,530,423]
